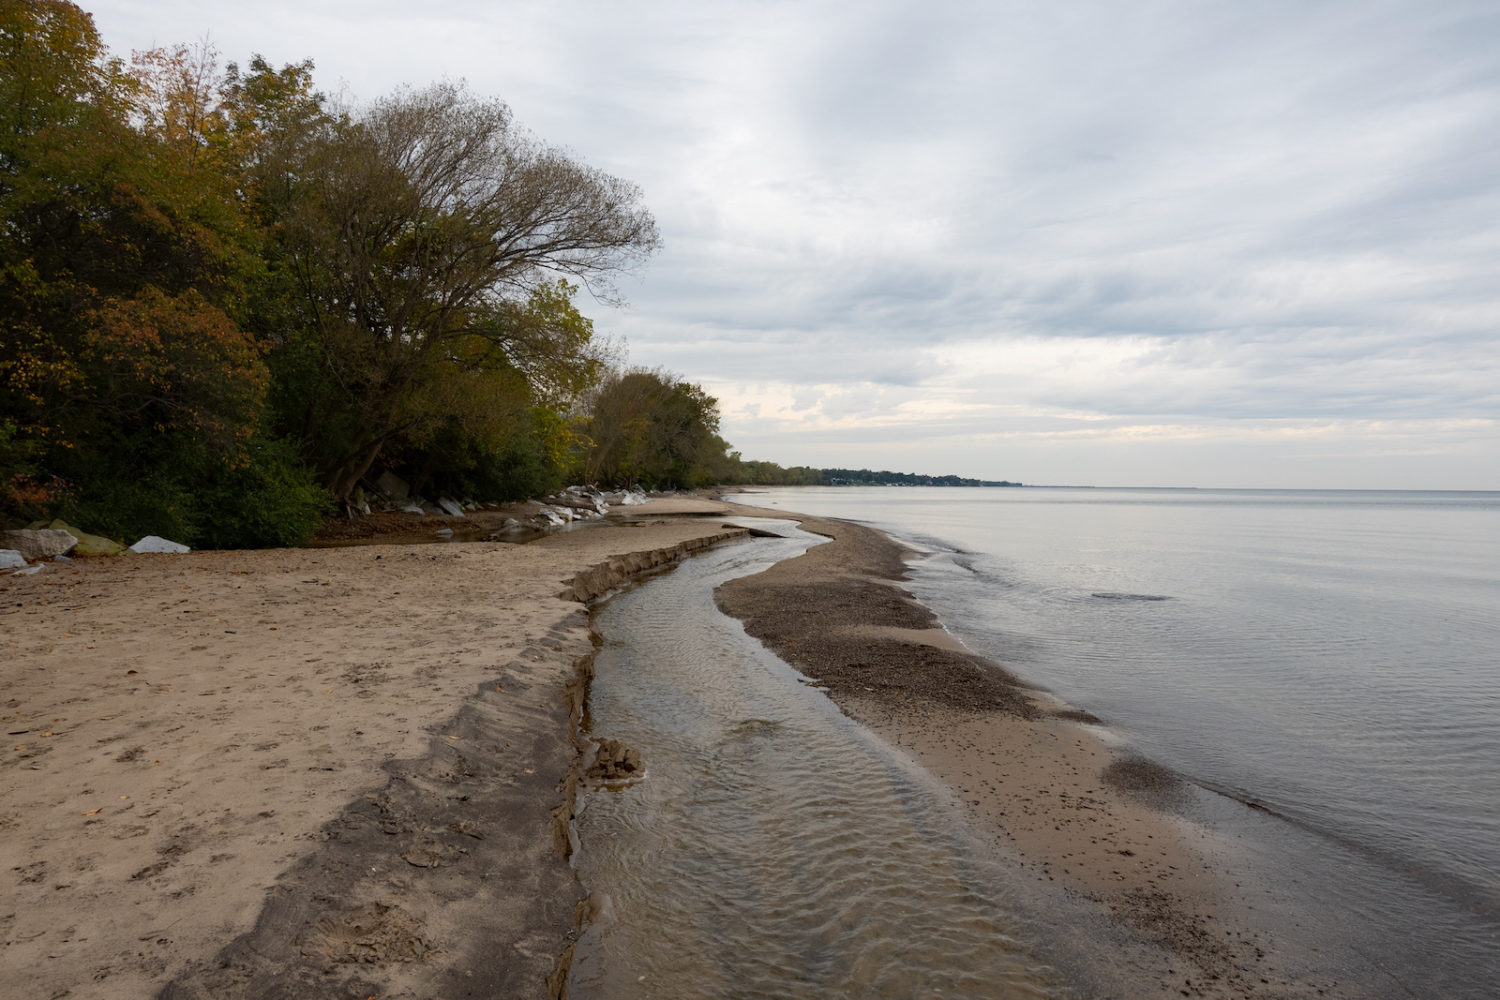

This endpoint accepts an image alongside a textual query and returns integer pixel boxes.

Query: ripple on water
[569,534,1059,1000]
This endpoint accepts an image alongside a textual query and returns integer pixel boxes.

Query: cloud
[84,0,1500,487]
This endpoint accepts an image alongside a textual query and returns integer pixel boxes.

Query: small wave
[1091,592,1172,601]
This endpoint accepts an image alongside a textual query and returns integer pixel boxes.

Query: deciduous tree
[273,82,658,498]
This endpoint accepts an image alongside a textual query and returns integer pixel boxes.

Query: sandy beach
[4,495,1339,999]
[1,498,745,1000]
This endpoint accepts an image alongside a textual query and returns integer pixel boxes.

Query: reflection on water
[570,526,1058,999]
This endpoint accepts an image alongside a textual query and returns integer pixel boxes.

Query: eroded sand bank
[0,499,743,1000]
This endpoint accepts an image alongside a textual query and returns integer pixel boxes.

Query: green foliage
[583,368,729,490]
[191,436,331,549]
[270,80,657,498]
[5,6,794,545]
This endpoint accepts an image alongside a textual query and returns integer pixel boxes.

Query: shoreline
[0,498,747,1000]
[3,492,1345,998]
[715,497,1343,999]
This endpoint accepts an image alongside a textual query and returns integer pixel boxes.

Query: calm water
[570,526,1070,998]
[738,486,1500,997]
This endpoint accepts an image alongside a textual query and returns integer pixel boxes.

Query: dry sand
[0,498,744,1000]
[716,502,1343,1000]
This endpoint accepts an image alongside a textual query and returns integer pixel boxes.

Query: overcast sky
[87,0,1500,488]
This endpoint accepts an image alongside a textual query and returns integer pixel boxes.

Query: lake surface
[735,487,1500,999]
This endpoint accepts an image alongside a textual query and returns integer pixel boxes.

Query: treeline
[0,2,738,547]
[722,464,1023,487]
[821,469,1021,487]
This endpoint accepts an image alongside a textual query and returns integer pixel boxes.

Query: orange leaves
[84,287,269,451]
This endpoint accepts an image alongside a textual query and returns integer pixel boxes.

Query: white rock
[1,528,78,560]
[129,535,191,554]
[551,493,605,514]
[399,503,426,515]
[437,497,465,517]
[0,549,27,570]
[10,563,43,576]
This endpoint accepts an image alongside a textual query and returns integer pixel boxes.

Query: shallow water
[569,526,1063,999]
[738,487,1500,998]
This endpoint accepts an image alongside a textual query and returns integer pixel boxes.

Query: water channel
[567,522,1070,999]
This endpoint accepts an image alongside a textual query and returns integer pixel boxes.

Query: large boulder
[436,497,465,517]
[375,470,411,500]
[550,492,606,515]
[45,520,126,557]
[1,528,77,560]
[0,550,26,570]
[129,535,190,554]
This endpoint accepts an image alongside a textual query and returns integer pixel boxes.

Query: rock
[10,563,43,576]
[45,520,125,557]
[587,738,643,781]
[129,535,190,554]
[0,549,27,570]
[399,503,426,515]
[436,497,465,517]
[434,527,454,538]
[375,470,410,500]
[550,493,606,514]
[1,528,78,560]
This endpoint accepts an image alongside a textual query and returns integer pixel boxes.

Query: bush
[53,433,329,549]
[192,436,331,549]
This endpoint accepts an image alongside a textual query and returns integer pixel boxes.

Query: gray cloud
[87,0,1500,486]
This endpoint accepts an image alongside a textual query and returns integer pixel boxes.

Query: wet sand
[716,501,1344,999]
[0,498,744,1000]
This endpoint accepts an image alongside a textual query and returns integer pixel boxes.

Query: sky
[85,0,1500,489]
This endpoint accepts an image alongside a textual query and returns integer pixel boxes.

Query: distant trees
[582,368,727,490]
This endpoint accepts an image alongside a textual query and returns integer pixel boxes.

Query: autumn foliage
[0,2,742,547]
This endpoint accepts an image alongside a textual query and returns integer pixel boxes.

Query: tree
[582,368,727,489]
[0,7,325,540]
[272,82,659,498]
